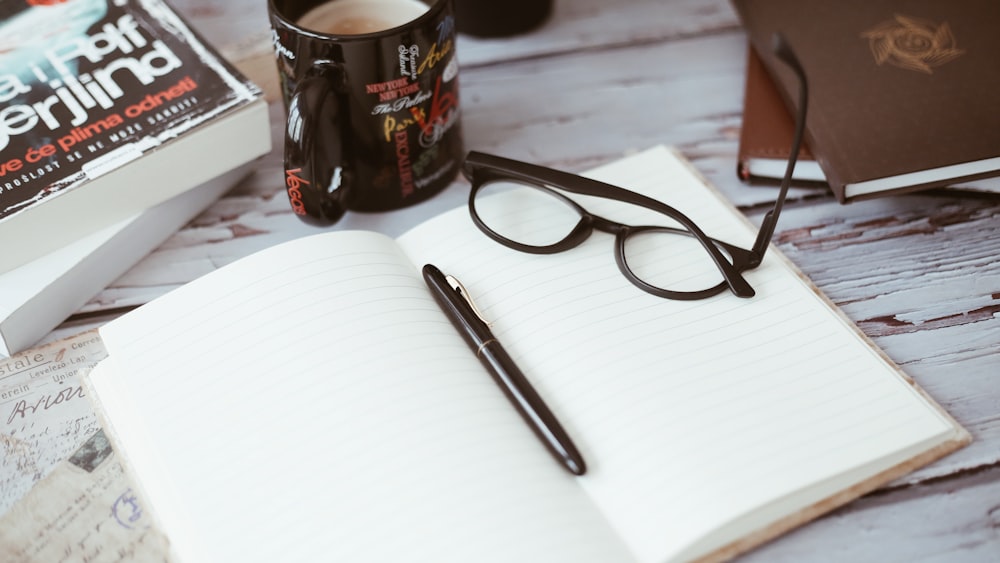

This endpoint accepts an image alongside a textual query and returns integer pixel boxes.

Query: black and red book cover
[0,0,261,230]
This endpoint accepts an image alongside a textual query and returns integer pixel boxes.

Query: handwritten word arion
[6,385,85,424]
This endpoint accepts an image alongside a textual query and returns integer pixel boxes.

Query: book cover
[0,0,270,273]
[732,0,1000,202]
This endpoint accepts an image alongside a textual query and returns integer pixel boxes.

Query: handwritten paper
[0,330,106,515]
[0,430,170,563]
[0,330,173,561]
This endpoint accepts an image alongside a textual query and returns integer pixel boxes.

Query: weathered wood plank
[170,0,743,68]
[740,464,1000,561]
[457,0,741,66]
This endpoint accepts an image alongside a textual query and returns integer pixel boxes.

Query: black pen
[422,263,586,476]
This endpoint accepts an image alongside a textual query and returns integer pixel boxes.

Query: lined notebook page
[95,233,634,563]
[397,146,966,562]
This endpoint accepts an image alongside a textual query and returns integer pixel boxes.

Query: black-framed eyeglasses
[461,34,808,301]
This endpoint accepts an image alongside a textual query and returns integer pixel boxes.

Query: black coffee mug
[268,0,463,225]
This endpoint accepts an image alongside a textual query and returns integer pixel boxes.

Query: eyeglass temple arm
[750,33,809,264]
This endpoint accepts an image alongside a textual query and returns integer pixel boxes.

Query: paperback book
[0,0,270,273]
[0,162,252,357]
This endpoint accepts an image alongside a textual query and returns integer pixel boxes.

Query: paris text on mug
[269,0,463,224]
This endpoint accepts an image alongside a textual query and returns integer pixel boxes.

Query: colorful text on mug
[268,0,463,225]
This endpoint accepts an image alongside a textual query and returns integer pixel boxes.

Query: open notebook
[86,146,969,563]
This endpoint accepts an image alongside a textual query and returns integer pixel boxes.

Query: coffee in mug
[268,0,463,225]
[297,0,429,35]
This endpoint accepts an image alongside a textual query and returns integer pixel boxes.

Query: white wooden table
[49,0,1000,560]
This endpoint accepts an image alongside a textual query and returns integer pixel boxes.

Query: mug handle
[283,61,350,225]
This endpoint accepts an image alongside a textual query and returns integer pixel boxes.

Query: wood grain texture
[741,464,1000,562]
[45,0,1000,560]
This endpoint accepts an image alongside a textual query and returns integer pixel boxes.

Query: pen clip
[445,274,492,327]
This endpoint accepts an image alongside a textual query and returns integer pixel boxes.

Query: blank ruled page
[95,232,634,563]
[92,147,965,563]
[398,146,965,562]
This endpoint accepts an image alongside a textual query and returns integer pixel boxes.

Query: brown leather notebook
[732,0,1000,202]
[737,45,825,185]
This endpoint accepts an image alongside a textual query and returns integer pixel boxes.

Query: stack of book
[733,0,1000,202]
[0,0,271,355]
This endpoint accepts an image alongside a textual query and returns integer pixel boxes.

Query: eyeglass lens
[472,180,582,247]
[472,178,730,293]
